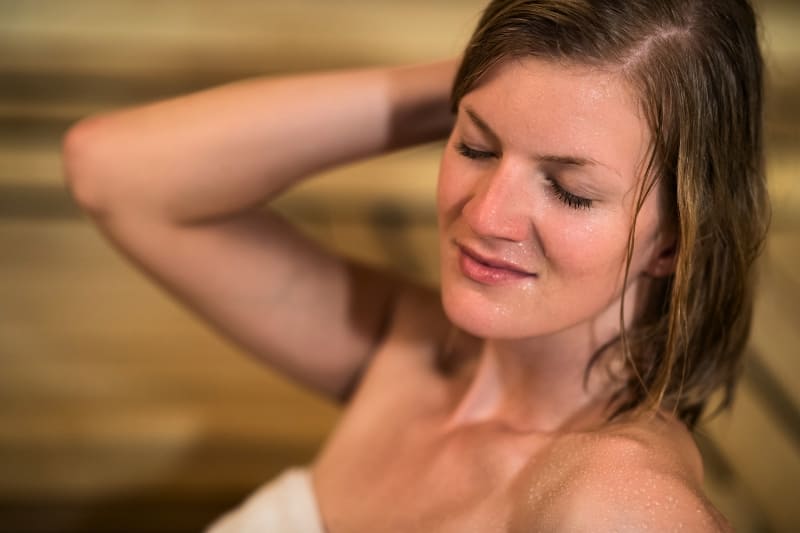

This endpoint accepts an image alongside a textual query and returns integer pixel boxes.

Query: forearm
[63,59,457,223]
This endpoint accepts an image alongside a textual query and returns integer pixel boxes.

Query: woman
[62,0,767,531]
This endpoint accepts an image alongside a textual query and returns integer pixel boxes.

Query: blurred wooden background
[0,1,798,531]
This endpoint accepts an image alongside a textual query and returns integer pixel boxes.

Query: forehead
[459,57,649,180]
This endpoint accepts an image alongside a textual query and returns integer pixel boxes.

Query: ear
[645,233,677,278]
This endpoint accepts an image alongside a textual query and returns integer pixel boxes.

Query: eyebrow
[463,106,602,168]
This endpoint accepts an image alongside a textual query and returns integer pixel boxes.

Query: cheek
[540,212,630,280]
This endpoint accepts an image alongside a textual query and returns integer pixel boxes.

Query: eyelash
[455,142,495,161]
[547,178,592,210]
[455,141,593,210]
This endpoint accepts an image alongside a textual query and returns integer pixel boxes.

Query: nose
[462,162,531,242]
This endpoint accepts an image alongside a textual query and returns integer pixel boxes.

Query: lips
[456,242,536,285]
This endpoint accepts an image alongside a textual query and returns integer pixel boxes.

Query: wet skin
[311,58,723,532]
[438,57,673,345]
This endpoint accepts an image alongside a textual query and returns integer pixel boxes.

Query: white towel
[207,467,325,533]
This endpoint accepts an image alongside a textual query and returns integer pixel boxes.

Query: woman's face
[437,57,672,340]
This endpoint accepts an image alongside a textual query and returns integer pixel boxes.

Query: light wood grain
[1,1,798,531]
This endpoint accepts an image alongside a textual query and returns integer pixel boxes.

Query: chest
[311,340,548,532]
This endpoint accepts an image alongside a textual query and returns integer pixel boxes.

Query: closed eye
[457,139,592,209]
[546,177,593,210]
[456,141,496,160]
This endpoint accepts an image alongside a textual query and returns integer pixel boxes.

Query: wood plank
[702,379,800,532]
[750,232,800,413]
[1,1,799,531]
[0,1,485,76]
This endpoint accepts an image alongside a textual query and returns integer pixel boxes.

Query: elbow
[61,116,113,216]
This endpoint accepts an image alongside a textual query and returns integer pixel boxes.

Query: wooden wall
[1,1,798,531]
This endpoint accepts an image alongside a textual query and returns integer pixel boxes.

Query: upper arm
[86,205,401,402]
[59,64,452,403]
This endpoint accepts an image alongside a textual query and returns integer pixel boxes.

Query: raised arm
[62,60,457,401]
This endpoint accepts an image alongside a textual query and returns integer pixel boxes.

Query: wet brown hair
[452,0,769,428]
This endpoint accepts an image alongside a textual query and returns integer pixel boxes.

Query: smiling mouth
[456,243,537,285]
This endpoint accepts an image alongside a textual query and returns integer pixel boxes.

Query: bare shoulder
[511,412,733,532]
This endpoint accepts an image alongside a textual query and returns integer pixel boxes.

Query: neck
[444,333,624,434]
[443,277,648,434]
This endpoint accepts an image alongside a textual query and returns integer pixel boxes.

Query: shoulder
[511,412,732,532]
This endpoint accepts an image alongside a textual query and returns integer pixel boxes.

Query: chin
[440,280,534,340]
[438,255,527,340]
